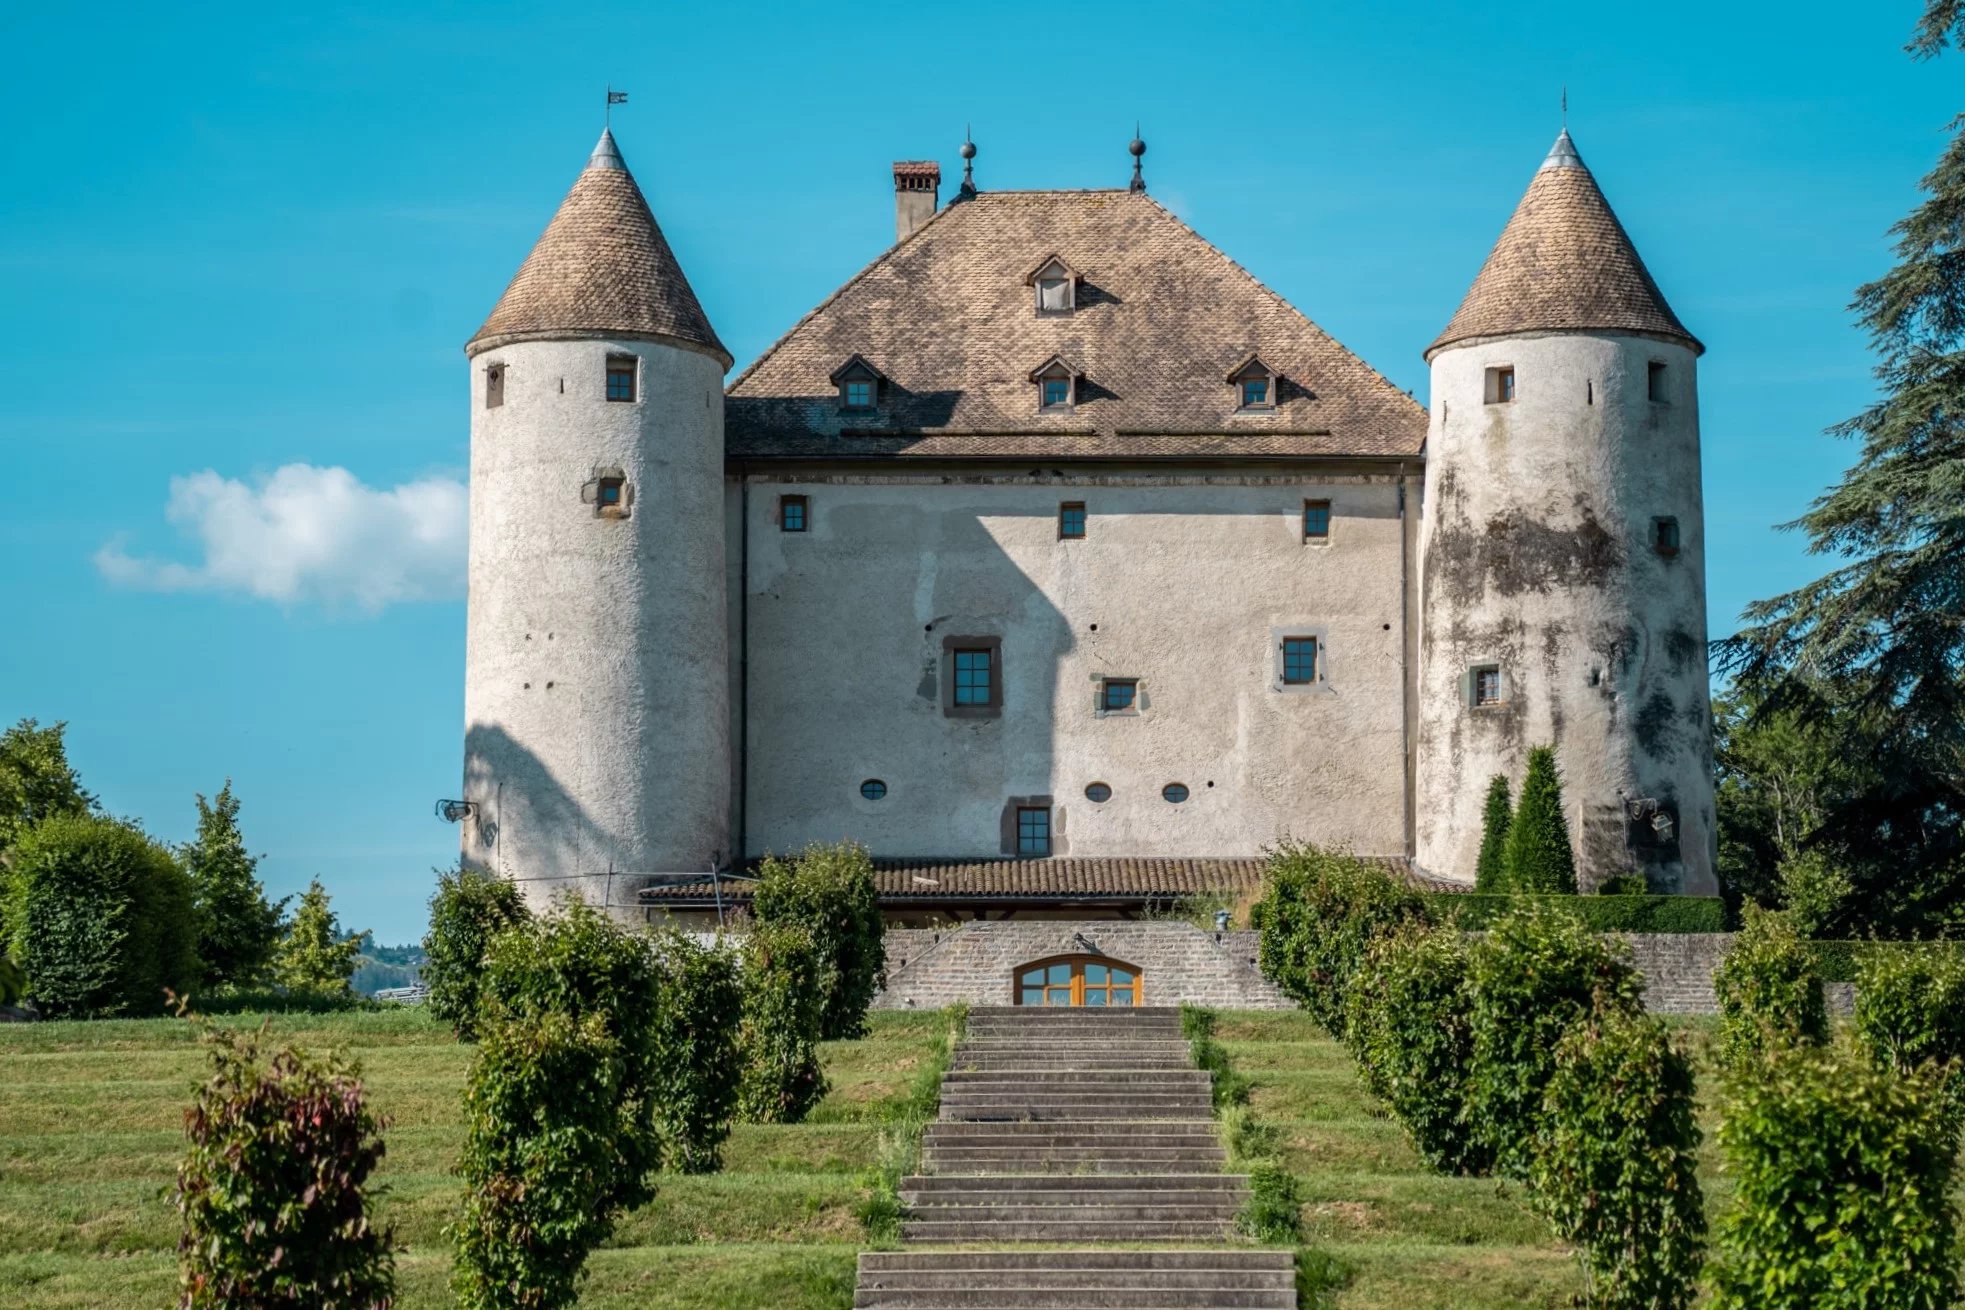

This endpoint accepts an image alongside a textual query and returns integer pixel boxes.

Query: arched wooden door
[1014,954,1142,1006]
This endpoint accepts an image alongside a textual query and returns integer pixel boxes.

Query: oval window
[1084,782,1112,803]
[860,779,887,801]
[1162,783,1189,804]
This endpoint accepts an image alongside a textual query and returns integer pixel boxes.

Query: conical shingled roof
[1427,130,1700,359]
[467,129,729,365]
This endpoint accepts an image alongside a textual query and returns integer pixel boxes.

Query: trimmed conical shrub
[1504,746,1578,893]
[1474,775,1513,892]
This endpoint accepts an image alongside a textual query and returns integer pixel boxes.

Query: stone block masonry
[879,921,1742,1015]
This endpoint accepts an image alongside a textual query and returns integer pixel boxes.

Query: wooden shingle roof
[1428,130,1699,359]
[726,189,1426,460]
[467,130,729,365]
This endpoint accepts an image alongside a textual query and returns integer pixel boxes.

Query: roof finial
[1561,84,1567,129]
[958,124,978,199]
[1128,123,1147,194]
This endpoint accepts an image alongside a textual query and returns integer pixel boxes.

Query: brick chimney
[893,161,941,242]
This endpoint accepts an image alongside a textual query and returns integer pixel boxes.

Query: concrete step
[922,1154,1229,1176]
[862,1252,1295,1272]
[857,1290,1291,1308]
[900,1219,1238,1242]
[903,1173,1245,1194]
[943,1070,1211,1086]
[923,1124,1222,1144]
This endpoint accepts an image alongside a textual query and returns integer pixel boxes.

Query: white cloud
[97,464,467,614]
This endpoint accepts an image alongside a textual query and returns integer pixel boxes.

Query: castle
[457,126,1715,925]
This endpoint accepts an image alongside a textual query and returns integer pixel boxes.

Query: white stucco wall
[461,336,731,910]
[734,469,1414,860]
[1414,332,1715,892]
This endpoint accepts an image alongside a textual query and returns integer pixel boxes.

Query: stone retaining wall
[879,924,1743,1015]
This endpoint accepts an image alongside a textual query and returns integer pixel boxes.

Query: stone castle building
[456,126,1715,924]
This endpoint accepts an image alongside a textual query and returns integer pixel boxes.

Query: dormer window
[1228,355,1278,411]
[828,355,884,413]
[1029,356,1080,412]
[1026,255,1079,315]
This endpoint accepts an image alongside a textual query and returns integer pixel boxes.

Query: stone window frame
[605,353,638,403]
[778,494,808,533]
[1467,663,1507,710]
[1271,625,1332,695]
[485,361,505,409]
[581,466,633,520]
[1301,498,1333,545]
[1058,501,1087,540]
[1647,359,1670,405]
[941,635,1003,719]
[1484,365,1516,404]
[1095,676,1143,717]
[1000,793,1063,856]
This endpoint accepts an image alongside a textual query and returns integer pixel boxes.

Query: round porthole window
[1085,782,1112,803]
[1162,783,1189,804]
[860,779,887,801]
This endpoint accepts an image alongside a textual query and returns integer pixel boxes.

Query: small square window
[1302,499,1331,542]
[953,649,994,706]
[1472,665,1503,708]
[1059,502,1087,540]
[1240,377,1271,409]
[1101,679,1137,712]
[1282,637,1318,685]
[1016,806,1051,856]
[842,379,874,410]
[1041,376,1072,409]
[780,495,807,533]
[597,476,624,508]
[1648,361,1669,403]
[485,363,505,409]
[1038,277,1071,313]
[1485,366,1516,404]
[606,356,637,402]
[1652,516,1680,556]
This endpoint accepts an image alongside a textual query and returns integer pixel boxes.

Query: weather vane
[1561,84,1568,129]
[606,85,629,128]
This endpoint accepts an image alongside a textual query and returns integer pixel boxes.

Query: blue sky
[0,1,1949,942]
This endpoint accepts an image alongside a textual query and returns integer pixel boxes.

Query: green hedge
[1424,894,1726,934]
[1809,939,1965,983]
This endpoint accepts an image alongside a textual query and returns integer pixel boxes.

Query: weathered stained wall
[462,337,731,910]
[735,468,1415,861]
[1415,332,1715,892]
[875,920,1295,1009]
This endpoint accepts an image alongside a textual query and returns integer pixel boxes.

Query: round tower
[460,128,733,912]
[1415,130,1715,894]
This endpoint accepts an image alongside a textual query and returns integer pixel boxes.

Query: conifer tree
[1504,746,1578,894]
[273,879,362,998]
[1474,774,1513,892]
[1721,3,1965,928]
[184,783,283,990]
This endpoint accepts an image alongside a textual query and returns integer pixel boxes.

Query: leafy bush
[1466,903,1643,1177]
[1596,873,1648,896]
[1180,1005,1251,1110]
[750,842,885,1040]
[1529,1008,1704,1310]
[1423,893,1727,934]
[5,813,198,1018]
[423,865,530,1039]
[1707,1040,1959,1309]
[648,928,745,1173]
[1236,1160,1304,1243]
[1713,905,1827,1070]
[0,717,96,859]
[1253,843,1430,1040]
[175,1017,396,1308]
[1505,745,1579,893]
[738,921,830,1123]
[1474,774,1513,892]
[453,1008,622,1310]
[183,782,284,990]
[1809,937,1965,983]
[273,879,362,998]
[1852,944,1965,1124]
[1345,922,1492,1175]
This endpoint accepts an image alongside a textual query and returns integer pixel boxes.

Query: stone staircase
[853,1005,1295,1307]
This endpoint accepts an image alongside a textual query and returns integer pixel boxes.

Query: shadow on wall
[462,721,638,912]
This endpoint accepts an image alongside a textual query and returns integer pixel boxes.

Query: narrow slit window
[1485,366,1516,404]
[485,363,505,409]
[953,648,994,706]
[1282,637,1318,685]
[1302,499,1332,542]
[1059,502,1087,539]
[605,355,637,403]
[1652,516,1681,556]
[780,494,808,533]
[1016,806,1051,856]
[1647,361,1669,403]
[1100,679,1137,712]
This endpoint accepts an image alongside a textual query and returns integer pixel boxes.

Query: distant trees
[183,782,284,991]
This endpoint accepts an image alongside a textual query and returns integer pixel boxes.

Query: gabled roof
[1428,130,1700,359]
[1024,253,1078,284]
[1027,353,1082,381]
[726,189,1425,460]
[827,353,884,384]
[467,130,730,365]
[1226,353,1276,382]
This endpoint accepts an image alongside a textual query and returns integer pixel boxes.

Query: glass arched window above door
[1015,954,1141,1006]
